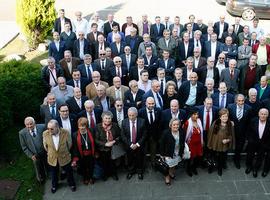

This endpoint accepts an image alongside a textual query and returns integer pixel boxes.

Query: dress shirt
[67,61,72,74]
[87,111,96,126]
[74,79,80,88]
[138,80,151,92]
[29,127,37,137]
[219,93,227,108]
[60,18,65,33]
[187,69,193,80]
[159,78,166,94]
[184,42,189,58]
[49,67,57,87]
[203,107,212,130]
[75,97,82,108]
[249,26,264,39]
[257,45,268,65]
[52,133,60,151]
[115,88,122,99]
[218,23,224,39]
[100,98,109,111]
[99,43,105,51]
[131,91,137,101]
[115,67,122,77]
[126,54,131,69]
[146,55,152,65]
[54,40,60,51]
[85,64,93,78]
[146,108,155,122]
[125,25,133,36]
[236,105,243,120]
[73,18,89,37]
[165,39,170,47]
[258,120,266,139]
[216,62,225,76]
[61,117,71,134]
[138,68,143,81]
[153,91,163,108]
[194,57,199,68]
[211,42,217,58]
[171,111,179,119]
[186,83,197,106]
[206,68,214,79]
[79,40,85,59]
[176,79,182,89]
[129,119,139,147]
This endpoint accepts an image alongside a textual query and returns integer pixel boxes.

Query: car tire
[242,8,256,21]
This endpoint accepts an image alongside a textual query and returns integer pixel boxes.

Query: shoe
[245,168,252,174]
[51,187,57,194]
[112,174,119,181]
[234,160,241,169]
[165,180,171,186]
[138,173,143,180]
[186,170,192,177]
[192,168,198,175]
[253,170,258,178]
[70,186,76,192]
[262,171,268,177]
[126,173,133,180]
[169,174,176,179]
[218,169,222,176]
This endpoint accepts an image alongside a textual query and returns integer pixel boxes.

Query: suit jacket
[19,124,46,158]
[43,128,72,166]
[252,43,270,64]
[203,41,223,60]
[169,24,184,36]
[48,41,66,63]
[94,58,114,83]
[238,32,251,46]
[103,21,120,37]
[213,22,229,38]
[110,107,128,124]
[110,42,126,58]
[196,105,219,130]
[255,83,270,101]
[41,65,64,92]
[197,66,220,88]
[161,108,187,130]
[137,20,152,36]
[142,54,158,78]
[160,129,185,158]
[77,63,97,83]
[66,96,88,115]
[107,32,125,44]
[125,35,143,54]
[237,45,252,67]
[73,39,91,59]
[198,23,208,35]
[60,31,77,52]
[239,65,262,94]
[86,31,103,44]
[232,24,244,35]
[120,53,137,72]
[178,80,206,108]
[85,81,109,100]
[121,23,139,35]
[106,85,129,102]
[129,66,148,81]
[178,42,194,65]
[93,96,113,111]
[221,32,238,44]
[193,56,207,69]
[77,108,103,126]
[40,104,60,126]
[150,23,165,43]
[211,92,235,108]
[249,39,259,47]
[66,78,89,95]
[121,117,147,148]
[247,117,270,150]
[157,58,175,77]
[108,66,129,85]
[220,44,238,60]
[220,68,240,93]
[157,37,177,56]
[56,114,78,134]
[182,67,197,81]
[59,57,81,81]
[124,89,145,109]
[138,107,162,140]
[227,103,251,137]
[54,17,72,33]
[92,41,110,59]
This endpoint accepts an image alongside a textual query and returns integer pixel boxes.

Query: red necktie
[117,68,121,77]
[230,70,234,79]
[132,121,136,144]
[90,113,95,128]
[205,110,210,131]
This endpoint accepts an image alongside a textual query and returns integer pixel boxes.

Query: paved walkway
[43,160,270,200]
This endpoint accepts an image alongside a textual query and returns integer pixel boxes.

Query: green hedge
[0,60,45,158]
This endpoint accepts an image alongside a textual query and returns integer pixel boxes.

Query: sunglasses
[116,105,123,107]
[115,61,122,63]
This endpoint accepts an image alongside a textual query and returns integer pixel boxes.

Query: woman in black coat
[160,118,185,185]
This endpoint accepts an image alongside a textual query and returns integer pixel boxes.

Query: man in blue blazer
[211,82,235,109]
[150,16,165,44]
[66,69,89,95]
[66,87,88,116]
[106,24,125,44]
[124,80,145,109]
[213,16,229,41]
[73,31,92,60]
[77,54,97,83]
[255,76,270,102]
[203,33,223,60]
[157,50,175,78]
[142,80,163,109]
[49,32,66,63]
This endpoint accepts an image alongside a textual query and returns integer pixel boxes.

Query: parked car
[226,0,270,20]
[216,0,227,4]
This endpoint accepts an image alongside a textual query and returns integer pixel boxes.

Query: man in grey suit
[40,93,59,126]
[237,38,252,69]
[220,59,240,94]
[19,117,47,183]
[157,29,177,56]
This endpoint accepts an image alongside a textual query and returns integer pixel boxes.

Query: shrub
[16,0,56,49]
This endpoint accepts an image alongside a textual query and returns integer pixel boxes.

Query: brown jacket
[85,81,109,100]
[43,128,72,166]
[59,57,81,80]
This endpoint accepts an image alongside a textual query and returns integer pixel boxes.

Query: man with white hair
[72,11,89,37]
[110,34,126,57]
[255,76,270,101]
[245,88,261,119]
[142,79,163,109]
[106,76,129,102]
[108,57,128,85]
[88,12,104,33]
[73,31,91,60]
[19,117,46,183]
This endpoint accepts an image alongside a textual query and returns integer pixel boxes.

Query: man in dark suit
[245,108,270,177]
[129,57,148,81]
[228,94,252,169]
[255,76,270,102]
[77,54,97,83]
[178,72,206,108]
[220,36,238,61]
[245,88,261,119]
[103,14,120,38]
[203,33,223,60]
[77,100,102,129]
[92,34,110,60]
[157,50,175,78]
[154,68,171,97]
[94,50,113,83]
[59,50,81,81]
[232,17,244,36]
[120,46,137,72]
[19,117,47,183]
[169,16,184,37]
[142,46,158,79]
[138,97,162,164]
[201,26,214,43]
[66,69,89,95]
[161,99,187,130]
[121,107,147,180]
[110,33,126,58]
[125,28,143,55]
[73,31,92,60]
[60,22,77,53]
[211,82,235,109]
[150,16,165,44]
[193,47,207,69]
[41,57,64,93]
[121,16,139,36]
[142,80,163,109]
[40,93,60,126]
[110,99,128,127]
[178,32,194,67]
[66,87,88,116]
[86,23,104,44]
[124,80,145,109]
[56,103,77,135]
[49,32,66,63]
[213,15,229,41]
[172,67,185,91]
[54,9,72,33]
[182,57,196,81]
[197,18,208,34]
[108,57,128,86]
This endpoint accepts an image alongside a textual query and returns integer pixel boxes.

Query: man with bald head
[106,76,129,103]
[246,108,270,177]
[255,76,270,101]
[51,77,74,104]
[178,72,206,108]
[19,117,46,183]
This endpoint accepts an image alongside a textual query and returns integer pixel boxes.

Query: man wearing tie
[120,45,137,72]
[106,76,129,103]
[66,87,88,115]
[77,54,97,83]
[121,107,147,180]
[110,99,128,128]
[66,69,89,95]
[211,82,234,109]
[228,94,252,169]
[40,93,59,126]
[142,80,163,109]
[150,16,165,44]
[157,50,175,78]
[124,80,145,109]
[49,31,66,63]
[19,117,47,183]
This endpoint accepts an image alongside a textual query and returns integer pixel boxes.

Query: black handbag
[154,157,169,176]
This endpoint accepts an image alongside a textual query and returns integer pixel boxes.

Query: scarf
[185,118,204,145]
[102,122,113,142]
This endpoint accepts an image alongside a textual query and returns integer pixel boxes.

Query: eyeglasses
[99,53,106,56]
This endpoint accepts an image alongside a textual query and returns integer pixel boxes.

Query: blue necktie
[87,65,91,80]
[157,24,160,34]
[51,105,56,119]
[220,95,225,108]
[156,93,163,108]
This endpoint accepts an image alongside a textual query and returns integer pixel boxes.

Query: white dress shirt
[61,117,71,134]
[211,42,217,58]
[52,133,60,151]
[258,120,266,139]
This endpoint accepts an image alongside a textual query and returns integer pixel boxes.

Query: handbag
[111,143,126,160]
[154,157,169,176]
[182,143,191,160]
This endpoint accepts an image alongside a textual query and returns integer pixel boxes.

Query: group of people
[19,9,270,193]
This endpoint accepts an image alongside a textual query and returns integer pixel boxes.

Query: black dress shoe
[245,168,252,174]
[192,168,198,175]
[262,171,268,177]
[70,186,76,192]
[234,161,241,169]
[218,169,222,176]
[126,173,133,180]
[253,170,258,178]
[112,174,119,181]
[186,170,193,177]
[138,173,143,180]
[51,187,57,194]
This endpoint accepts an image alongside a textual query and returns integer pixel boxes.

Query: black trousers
[33,153,47,182]
[99,150,117,177]
[127,147,144,174]
[50,162,75,188]
[80,155,94,181]
[215,151,227,171]
[234,135,246,161]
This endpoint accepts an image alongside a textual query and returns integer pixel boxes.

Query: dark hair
[58,103,69,111]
